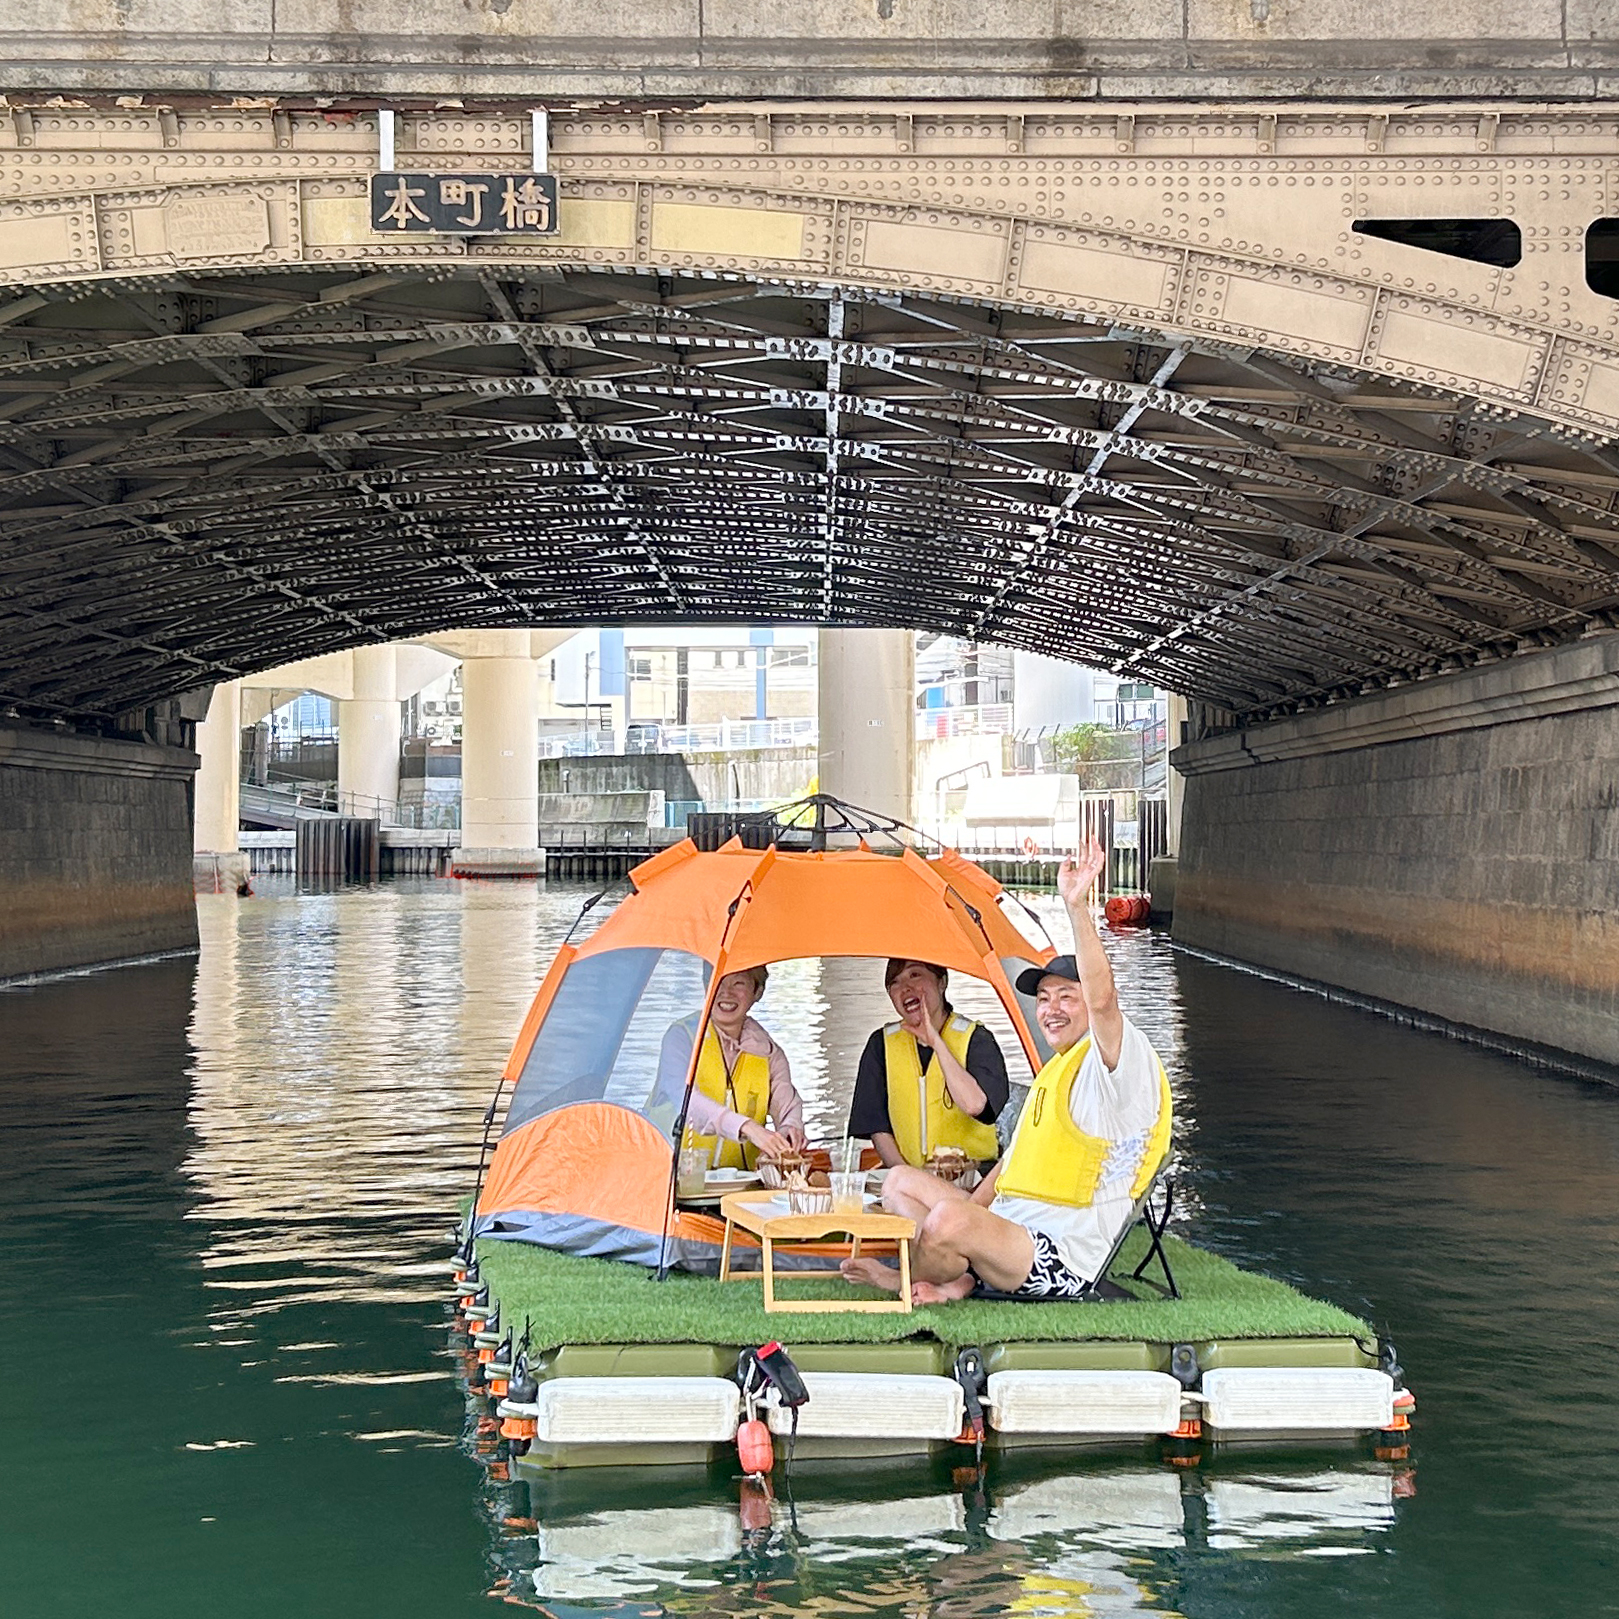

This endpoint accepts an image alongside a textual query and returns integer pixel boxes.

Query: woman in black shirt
[846,958,1010,1168]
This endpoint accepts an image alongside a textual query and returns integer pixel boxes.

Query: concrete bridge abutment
[0,712,202,982]
[1173,634,1619,1069]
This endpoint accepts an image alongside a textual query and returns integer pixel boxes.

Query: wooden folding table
[716,1190,917,1313]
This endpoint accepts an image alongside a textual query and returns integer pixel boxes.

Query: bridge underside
[5,265,1619,726]
[0,100,1613,1068]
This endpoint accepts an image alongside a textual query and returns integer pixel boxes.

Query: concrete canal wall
[537,749,817,809]
[0,721,200,980]
[1173,635,1619,1069]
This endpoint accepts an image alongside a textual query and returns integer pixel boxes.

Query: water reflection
[475,1455,1407,1614]
[1199,1470,1397,1552]
[184,882,552,1322]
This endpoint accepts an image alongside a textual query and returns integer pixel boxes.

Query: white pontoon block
[1200,1368,1395,1433]
[985,1370,1184,1435]
[528,1376,741,1444]
[766,1372,964,1439]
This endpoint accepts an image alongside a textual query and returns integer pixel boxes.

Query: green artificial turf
[472,1229,1370,1355]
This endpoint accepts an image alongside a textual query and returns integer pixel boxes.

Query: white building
[536,626,819,753]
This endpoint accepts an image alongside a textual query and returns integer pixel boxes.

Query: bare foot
[839,1256,902,1293]
[911,1275,976,1305]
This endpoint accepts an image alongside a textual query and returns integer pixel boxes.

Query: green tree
[1049,723,1138,790]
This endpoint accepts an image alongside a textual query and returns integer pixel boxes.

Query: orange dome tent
[475,830,1056,1274]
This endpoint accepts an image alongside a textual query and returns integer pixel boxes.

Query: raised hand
[915,1004,943,1051]
[1057,835,1107,907]
[1056,833,1125,1070]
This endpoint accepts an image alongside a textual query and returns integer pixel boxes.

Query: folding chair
[1085,1167,1179,1301]
[971,1164,1180,1303]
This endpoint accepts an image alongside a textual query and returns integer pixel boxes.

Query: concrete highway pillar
[337,645,402,815]
[193,680,241,857]
[1165,692,1189,855]
[818,628,915,827]
[1147,690,1189,922]
[454,630,541,876]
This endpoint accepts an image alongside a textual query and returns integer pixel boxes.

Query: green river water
[1,877,1615,1617]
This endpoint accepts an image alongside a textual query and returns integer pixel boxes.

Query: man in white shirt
[841,836,1170,1303]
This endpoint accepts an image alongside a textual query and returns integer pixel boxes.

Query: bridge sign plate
[369,173,559,235]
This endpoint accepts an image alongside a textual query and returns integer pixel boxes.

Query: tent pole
[463,1078,505,1248]
[655,1070,701,1282]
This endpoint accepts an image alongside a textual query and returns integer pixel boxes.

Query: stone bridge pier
[0,703,203,981]
[1174,637,1619,1067]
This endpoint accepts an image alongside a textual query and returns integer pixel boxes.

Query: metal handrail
[240,778,461,830]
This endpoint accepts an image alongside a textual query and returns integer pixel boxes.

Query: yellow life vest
[883,1014,1001,1165]
[996,1036,1172,1208]
[680,1022,771,1170]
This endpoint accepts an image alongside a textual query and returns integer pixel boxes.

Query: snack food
[784,1168,834,1214]
[926,1145,973,1184]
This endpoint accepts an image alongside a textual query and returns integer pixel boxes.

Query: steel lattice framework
[3,263,1619,724]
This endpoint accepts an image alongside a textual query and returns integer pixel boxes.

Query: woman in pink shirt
[649,965,806,1160]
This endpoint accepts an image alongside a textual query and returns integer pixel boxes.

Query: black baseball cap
[1015,956,1081,995]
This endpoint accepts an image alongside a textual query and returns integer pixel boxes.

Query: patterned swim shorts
[1010,1229,1092,1300]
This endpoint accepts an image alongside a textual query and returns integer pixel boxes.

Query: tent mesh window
[504,948,709,1133]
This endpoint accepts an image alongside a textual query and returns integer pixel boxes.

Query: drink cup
[829,1171,865,1214]
[677,1147,709,1200]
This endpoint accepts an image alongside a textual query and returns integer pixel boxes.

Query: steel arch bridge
[4,100,1619,726]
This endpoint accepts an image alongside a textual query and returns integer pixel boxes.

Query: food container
[758,1154,807,1190]
[786,1184,834,1215]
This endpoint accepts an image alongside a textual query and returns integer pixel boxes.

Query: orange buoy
[1022,835,1039,855]
[1105,895,1150,927]
[736,1417,774,1475]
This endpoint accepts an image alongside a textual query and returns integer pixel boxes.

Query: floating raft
[452,1233,1414,1471]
